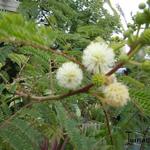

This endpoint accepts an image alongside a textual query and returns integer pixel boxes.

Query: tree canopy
[19,0,120,49]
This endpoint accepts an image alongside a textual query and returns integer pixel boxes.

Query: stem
[91,93,113,145]
[49,58,54,94]
[106,62,124,76]
[136,25,141,37]
[60,137,69,150]
[0,83,93,131]
[128,44,142,59]
[15,84,94,102]
[51,138,59,150]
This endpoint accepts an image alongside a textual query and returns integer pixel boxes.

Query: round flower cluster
[55,41,130,107]
[82,42,115,74]
[103,82,130,107]
[56,62,83,90]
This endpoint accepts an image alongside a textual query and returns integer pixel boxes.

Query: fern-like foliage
[130,88,150,115]
[0,13,56,46]
[119,75,150,115]
[55,102,97,150]
[0,118,42,150]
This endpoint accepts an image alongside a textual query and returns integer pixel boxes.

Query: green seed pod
[144,8,150,21]
[135,12,147,25]
[141,61,150,71]
[92,74,106,86]
[140,29,150,45]
[139,3,146,9]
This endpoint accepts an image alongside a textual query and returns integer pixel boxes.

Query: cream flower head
[56,62,83,90]
[103,82,130,107]
[82,42,115,74]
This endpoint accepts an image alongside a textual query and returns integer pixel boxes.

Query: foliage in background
[19,0,121,49]
[0,0,150,150]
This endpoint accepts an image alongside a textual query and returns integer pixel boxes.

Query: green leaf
[8,53,27,68]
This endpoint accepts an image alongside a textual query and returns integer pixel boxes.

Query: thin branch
[60,136,69,150]
[0,38,84,69]
[2,84,92,130]
[106,62,124,76]
[15,83,94,102]
[106,43,142,76]
[49,58,55,94]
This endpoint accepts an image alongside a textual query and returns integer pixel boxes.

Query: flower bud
[92,74,106,86]
[139,3,146,9]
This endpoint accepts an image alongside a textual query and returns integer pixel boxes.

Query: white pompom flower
[82,42,115,74]
[56,62,83,90]
[103,82,130,107]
